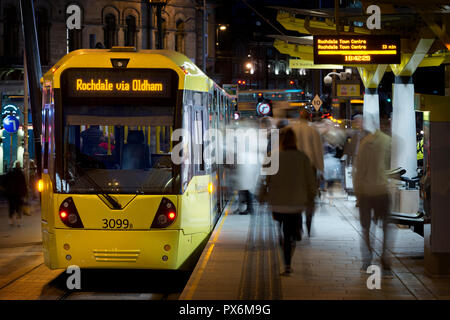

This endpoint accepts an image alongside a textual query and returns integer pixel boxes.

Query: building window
[175,20,185,53]
[3,6,20,59]
[157,17,167,49]
[104,13,117,49]
[36,8,50,65]
[124,15,136,47]
[67,29,82,53]
[89,34,96,48]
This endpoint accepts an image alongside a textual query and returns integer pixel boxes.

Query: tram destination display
[313,35,400,64]
[62,68,174,98]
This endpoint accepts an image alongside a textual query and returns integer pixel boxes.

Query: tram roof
[42,48,212,92]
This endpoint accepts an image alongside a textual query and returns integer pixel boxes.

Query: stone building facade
[0,0,215,73]
[0,0,216,172]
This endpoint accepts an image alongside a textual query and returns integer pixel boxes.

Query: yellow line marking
[184,243,215,300]
[184,201,232,300]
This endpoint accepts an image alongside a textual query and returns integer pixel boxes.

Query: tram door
[218,92,228,211]
[208,91,220,218]
[214,89,223,213]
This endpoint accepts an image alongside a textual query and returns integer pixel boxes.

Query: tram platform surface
[180,191,450,300]
[0,197,42,249]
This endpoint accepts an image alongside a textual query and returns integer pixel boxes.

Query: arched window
[279,61,286,74]
[124,15,136,47]
[104,13,117,49]
[175,20,185,53]
[67,28,82,53]
[36,8,50,65]
[3,6,20,59]
[158,17,167,49]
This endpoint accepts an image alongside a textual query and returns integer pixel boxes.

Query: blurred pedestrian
[289,110,324,237]
[28,159,37,199]
[354,118,393,277]
[4,162,28,227]
[265,127,316,275]
[343,114,369,169]
[234,118,261,215]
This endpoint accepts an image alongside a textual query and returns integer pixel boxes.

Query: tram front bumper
[42,228,192,270]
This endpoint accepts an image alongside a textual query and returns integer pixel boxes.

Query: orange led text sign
[76,79,164,92]
[313,35,400,65]
[63,68,174,98]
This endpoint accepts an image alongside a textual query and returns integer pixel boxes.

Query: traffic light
[237,80,247,89]
[289,79,298,87]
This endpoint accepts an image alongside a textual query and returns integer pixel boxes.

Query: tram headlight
[208,182,214,194]
[151,197,177,228]
[37,179,43,192]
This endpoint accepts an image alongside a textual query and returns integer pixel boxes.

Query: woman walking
[265,127,316,275]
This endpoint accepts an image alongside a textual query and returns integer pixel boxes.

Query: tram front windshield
[61,104,177,194]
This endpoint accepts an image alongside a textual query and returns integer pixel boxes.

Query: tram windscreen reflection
[61,105,178,194]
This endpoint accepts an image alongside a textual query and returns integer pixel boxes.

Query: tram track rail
[0,262,44,292]
[0,261,187,300]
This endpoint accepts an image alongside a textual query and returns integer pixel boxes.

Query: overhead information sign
[62,68,175,98]
[313,35,400,64]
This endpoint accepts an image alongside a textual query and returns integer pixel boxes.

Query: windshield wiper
[68,158,122,210]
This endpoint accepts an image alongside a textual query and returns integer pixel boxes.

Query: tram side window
[221,95,226,122]
[225,99,230,124]
[193,109,205,173]
[219,92,224,122]
[43,109,49,170]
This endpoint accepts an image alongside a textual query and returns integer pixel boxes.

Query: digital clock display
[313,35,401,64]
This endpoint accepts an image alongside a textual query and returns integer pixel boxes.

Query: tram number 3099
[102,218,132,229]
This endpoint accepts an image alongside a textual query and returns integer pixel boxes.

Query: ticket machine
[415,94,450,276]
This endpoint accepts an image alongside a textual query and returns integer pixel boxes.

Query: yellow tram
[39,47,233,270]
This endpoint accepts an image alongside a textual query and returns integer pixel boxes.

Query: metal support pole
[156,5,163,49]
[148,3,154,49]
[9,135,13,170]
[334,0,340,34]
[23,54,29,185]
[19,0,42,179]
[203,0,207,72]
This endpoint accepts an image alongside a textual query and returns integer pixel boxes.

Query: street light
[323,71,350,85]
[245,62,254,75]
[216,24,228,47]
[324,70,353,122]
